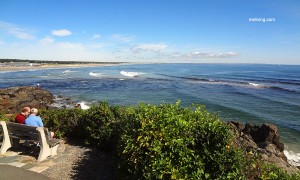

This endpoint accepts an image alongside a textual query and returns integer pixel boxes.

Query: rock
[228,121,298,174]
[48,95,77,109]
[242,123,285,153]
[266,154,299,175]
[0,86,54,114]
[229,121,245,131]
[265,143,277,154]
[261,124,284,152]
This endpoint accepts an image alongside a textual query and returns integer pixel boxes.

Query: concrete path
[0,165,50,180]
[0,140,73,178]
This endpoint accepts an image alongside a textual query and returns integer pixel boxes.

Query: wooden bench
[0,121,61,162]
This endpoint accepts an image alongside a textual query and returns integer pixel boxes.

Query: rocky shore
[0,86,76,114]
[0,86,54,114]
[229,121,299,174]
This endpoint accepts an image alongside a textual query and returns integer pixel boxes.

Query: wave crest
[89,72,105,77]
[120,71,143,77]
[284,150,300,166]
[77,101,90,110]
[62,70,77,74]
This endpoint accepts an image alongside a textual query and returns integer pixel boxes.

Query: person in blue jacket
[25,108,54,138]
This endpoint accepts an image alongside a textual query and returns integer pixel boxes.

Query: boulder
[228,121,298,174]
[0,86,54,114]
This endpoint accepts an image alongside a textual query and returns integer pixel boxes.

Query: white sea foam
[284,150,300,166]
[49,95,74,109]
[89,72,105,77]
[120,71,143,77]
[248,82,262,87]
[78,102,90,110]
[62,70,77,74]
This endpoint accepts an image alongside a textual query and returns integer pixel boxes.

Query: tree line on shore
[0,58,124,65]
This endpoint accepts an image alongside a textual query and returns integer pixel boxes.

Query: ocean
[1,63,299,165]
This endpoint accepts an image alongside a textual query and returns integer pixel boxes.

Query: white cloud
[111,34,134,42]
[132,43,167,53]
[92,34,101,39]
[174,51,240,59]
[39,37,54,45]
[57,42,84,49]
[87,43,105,49]
[0,41,116,62]
[0,21,35,40]
[52,29,72,36]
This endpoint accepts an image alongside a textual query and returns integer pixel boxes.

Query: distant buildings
[0,61,42,68]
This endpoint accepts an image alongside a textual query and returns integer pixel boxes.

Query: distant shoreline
[0,63,124,72]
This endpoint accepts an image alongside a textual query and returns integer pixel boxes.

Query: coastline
[0,63,124,72]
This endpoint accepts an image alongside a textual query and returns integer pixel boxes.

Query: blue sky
[0,0,299,64]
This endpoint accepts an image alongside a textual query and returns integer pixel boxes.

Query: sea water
[0,63,299,165]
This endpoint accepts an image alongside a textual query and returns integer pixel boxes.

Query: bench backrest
[5,122,40,141]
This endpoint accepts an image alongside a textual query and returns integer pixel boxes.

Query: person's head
[30,108,38,115]
[22,107,31,116]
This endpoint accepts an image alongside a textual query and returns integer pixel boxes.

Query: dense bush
[0,112,12,122]
[39,108,84,138]
[260,163,300,180]
[120,102,244,179]
[80,101,125,151]
[13,102,299,179]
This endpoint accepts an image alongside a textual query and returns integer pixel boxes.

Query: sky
[0,0,299,64]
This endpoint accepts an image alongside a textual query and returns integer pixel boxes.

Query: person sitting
[25,108,54,138]
[15,106,31,124]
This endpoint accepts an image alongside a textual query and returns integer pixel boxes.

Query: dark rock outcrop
[228,121,299,174]
[243,123,284,152]
[0,86,54,114]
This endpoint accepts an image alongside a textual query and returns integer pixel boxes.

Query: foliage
[0,112,13,122]
[260,163,300,180]
[0,58,123,64]
[31,102,300,179]
[39,108,84,138]
[120,101,244,179]
[80,101,124,151]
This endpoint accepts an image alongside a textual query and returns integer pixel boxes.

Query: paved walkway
[0,165,50,180]
[0,140,74,179]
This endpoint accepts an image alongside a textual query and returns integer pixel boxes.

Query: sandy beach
[0,63,122,72]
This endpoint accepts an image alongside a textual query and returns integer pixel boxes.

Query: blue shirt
[25,114,44,127]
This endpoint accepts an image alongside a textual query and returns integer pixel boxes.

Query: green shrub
[0,112,12,122]
[260,163,300,180]
[39,108,84,138]
[81,101,123,151]
[33,102,300,179]
[120,101,244,179]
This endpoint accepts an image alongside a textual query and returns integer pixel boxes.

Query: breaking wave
[248,82,263,87]
[284,150,300,166]
[89,72,106,77]
[120,71,144,77]
[62,70,77,74]
[77,101,90,110]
